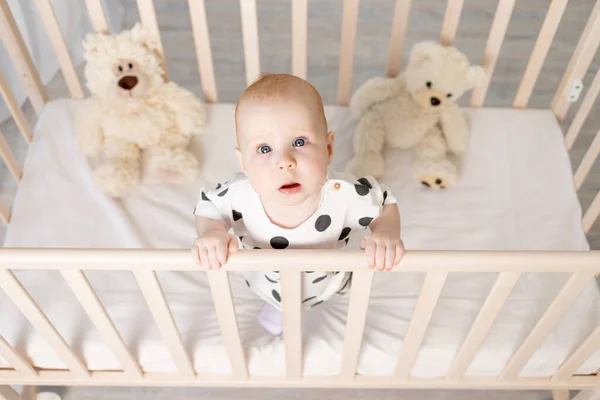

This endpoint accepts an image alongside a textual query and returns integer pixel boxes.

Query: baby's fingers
[215,240,228,265]
[394,242,405,266]
[207,245,222,269]
[191,244,201,265]
[384,244,396,271]
[375,242,386,271]
[228,236,239,254]
[199,247,210,270]
[365,239,376,269]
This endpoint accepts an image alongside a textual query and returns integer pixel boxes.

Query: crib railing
[0,248,600,390]
[0,0,599,237]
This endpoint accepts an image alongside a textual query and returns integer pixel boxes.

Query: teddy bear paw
[147,148,200,184]
[346,154,385,178]
[418,175,452,189]
[94,160,141,197]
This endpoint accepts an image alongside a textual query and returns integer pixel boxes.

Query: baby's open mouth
[279,182,301,195]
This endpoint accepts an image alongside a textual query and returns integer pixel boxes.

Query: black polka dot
[383,191,388,202]
[272,289,281,302]
[311,300,324,308]
[312,275,328,284]
[358,177,373,189]
[201,192,210,201]
[232,209,243,221]
[253,246,261,250]
[302,296,316,303]
[216,183,222,190]
[359,217,374,227]
[245,279,250,287]
[354,184,369,196]
[270,236,289,249]
[338,227,351,241]
[238,236,244,242]
[265,275,278,283]
[217,188,229,197]
[345,238,349,245]
[315,215,332,232]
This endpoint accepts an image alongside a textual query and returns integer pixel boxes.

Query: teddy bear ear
[466,65,487,89]
[130,22,160,51]
[409,41,441,67]
[82,33,103,58]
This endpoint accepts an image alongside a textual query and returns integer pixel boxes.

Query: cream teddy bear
[75,23,207,197]
[346,41,486,189]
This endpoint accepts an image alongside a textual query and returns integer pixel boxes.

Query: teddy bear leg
[94,139,141,197]
[146,146,201,184]
[346,112,387,177]
[413,127,456,189]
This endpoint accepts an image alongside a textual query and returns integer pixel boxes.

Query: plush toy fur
[346,41,486,189]
[75,23,207,197]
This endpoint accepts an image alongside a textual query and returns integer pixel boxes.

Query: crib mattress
[1,99,598,378]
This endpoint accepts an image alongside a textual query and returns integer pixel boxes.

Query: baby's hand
[360,233,404,271]
[191,231,239,269]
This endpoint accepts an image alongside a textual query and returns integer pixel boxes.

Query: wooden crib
[1,0,600,399]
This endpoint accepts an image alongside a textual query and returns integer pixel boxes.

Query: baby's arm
[361,204,404,271]
[191,216,239,269]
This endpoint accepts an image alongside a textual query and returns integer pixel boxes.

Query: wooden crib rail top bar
[0,249,599,273]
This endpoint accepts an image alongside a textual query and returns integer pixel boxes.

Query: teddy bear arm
[161,83,207,135]
[75,102,105,157]
[349,76,404,118]
[441,105,469,155]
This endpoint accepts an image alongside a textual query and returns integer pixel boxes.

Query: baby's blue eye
[293,138,306,147]
[258,145,272,154]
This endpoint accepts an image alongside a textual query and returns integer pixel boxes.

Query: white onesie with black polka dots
[193,169,398,310]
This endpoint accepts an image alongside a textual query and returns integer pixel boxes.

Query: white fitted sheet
[1,99,598,377]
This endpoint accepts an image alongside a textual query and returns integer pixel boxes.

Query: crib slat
[552,326,600,381]
[574,129,600,191]
[394,272,448,379]
[0,201,10,225]
[386,0,412,77]
[0,0,48,115]
[512,0,568,108]
[34,0,85,99]
[206,271,248,379]
[470,0,516,108]
[552,390,571,400]
[280,271,302,379]
[440,0,464,46]
[551,0,600,122]
[446,272,521,380]
[0,335,36,376]
[136,0,168,79]
[565,68,600,150]
[337,0,360,105]
[0,386,22,400]
[188,0,218,103]
[0,128,22,182]
[60,270,143,378]
[499,272,595,380]
[292,0,308,79]
[240,0,260,86]
[0,270,89,378]
[340,271,374,379]
[0,69,33,144]
[84,0,110,33]
[583,191,600,235]
[133,271,195,378]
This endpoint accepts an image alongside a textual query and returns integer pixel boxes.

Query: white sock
[257,302,283,336]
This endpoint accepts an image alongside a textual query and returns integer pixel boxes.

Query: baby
[191,74,404,334]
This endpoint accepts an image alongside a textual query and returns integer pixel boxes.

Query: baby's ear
[327,131,335,164]
[235,147,246,174]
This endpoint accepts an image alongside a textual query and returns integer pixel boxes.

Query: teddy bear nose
[430,97,441,106]
[118,76,138,90]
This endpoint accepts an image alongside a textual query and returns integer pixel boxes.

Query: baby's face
[236,98,333,207]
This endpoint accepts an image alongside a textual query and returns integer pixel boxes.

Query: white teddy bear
[75,23,207,197]
[346,41,486,189]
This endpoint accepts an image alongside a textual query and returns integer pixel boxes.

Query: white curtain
[0,0,125,124]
